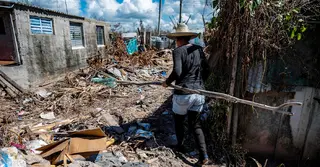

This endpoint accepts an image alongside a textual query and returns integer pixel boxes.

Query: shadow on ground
[103,95,212,167]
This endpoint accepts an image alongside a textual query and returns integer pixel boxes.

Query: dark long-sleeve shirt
[166,44,210,95]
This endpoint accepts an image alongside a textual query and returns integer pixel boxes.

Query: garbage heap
[0,42,197,167]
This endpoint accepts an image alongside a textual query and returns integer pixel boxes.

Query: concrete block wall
[238,87,320,160]
[0,8,110,89]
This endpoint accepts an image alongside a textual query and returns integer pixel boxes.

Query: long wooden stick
[117,81,302,116]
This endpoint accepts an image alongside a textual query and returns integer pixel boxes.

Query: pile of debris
[0,45,200,166]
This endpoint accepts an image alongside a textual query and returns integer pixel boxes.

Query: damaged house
[0,1,110,89]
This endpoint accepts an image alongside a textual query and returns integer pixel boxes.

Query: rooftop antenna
[172,15,178,25]
[185,15,191,25]
[169,16,177,29]
[64,0,68,14]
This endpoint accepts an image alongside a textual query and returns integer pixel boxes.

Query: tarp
[189,37,205,47]
[126,38,138,55]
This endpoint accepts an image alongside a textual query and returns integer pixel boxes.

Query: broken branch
[117,81,302,115]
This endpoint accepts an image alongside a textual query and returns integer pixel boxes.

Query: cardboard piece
[37,128,109,165]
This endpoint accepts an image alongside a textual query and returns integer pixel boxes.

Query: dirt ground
[0,48,224,166]
[0,81,225,167]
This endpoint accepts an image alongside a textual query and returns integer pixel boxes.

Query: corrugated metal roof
[0,0,84,19]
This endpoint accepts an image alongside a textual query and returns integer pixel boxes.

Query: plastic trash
[26,140,47,154]
[69,161,101,167]
[162,111,169,115]
[24,154,50,166]
[22,98,33,104]
[126,38,138,55]
[160,71,167,77]
[93,151,127,166]
[137,122,151,131]
[36,89,52,98]
[107,67,126,80]
[40,112,55,120]
[127,126,137,135]
[16,108,26,121]
[91,77,117,88]
[135,129,153,139]
[0,151,12,167]
[10,143,26,150]
[0,147,26,167]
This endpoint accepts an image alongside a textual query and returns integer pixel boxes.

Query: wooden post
[227,27,239,138]
[157,0,162,36]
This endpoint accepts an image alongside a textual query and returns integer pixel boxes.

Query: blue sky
[8,0,213,32]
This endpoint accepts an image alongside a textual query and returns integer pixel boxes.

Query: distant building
[121,32,137,40]
[0,1,110,89]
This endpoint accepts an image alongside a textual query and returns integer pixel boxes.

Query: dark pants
[174,111,207,158]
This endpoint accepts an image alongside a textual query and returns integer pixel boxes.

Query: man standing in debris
[162,23,210,166]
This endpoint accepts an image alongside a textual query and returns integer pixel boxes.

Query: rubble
[0,43,217,166]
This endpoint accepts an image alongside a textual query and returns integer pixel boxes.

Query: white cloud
[5,0,213,32]
[87,0,120,19]
[162,0,213,30]
[7,0,81,15]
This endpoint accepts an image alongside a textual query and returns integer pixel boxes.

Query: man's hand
[162,81,168,88]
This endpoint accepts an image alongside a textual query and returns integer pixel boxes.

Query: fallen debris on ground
[0,46,203,167]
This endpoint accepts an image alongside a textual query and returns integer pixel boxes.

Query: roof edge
[0,1,84,19]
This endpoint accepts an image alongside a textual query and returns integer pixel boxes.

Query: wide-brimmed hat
[166,23,198,40]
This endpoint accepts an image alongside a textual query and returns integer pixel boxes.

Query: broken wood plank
[65,153,74,163]
[0,79,17,98]
[116,81,302,115]
[0,70,25,93]
[63,155,67,167]
[31,119,74,133]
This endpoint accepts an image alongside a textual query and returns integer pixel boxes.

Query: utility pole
[179,0,183,23]
[157,0,162,36]
[64,0,68,14]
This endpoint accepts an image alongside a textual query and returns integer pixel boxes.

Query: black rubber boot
[195,154,209,166]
